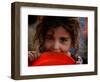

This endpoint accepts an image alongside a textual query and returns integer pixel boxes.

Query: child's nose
[52,41,60,52]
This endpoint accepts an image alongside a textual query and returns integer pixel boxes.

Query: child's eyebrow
[60,37,71,40]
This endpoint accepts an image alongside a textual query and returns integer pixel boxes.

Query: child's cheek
[60,45,70,52]
[44,42,53,50]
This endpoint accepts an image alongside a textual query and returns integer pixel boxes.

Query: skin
[44,26,72,56]
[28,26,82,65]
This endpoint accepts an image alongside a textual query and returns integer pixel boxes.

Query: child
[28,16,83,66]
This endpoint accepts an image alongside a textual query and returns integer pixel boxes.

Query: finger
[28,52,35,61]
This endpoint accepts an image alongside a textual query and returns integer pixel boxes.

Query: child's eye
[45,37,53,42]
[46,38,52,40]
[60,38,69,44]
[60,39,67,43]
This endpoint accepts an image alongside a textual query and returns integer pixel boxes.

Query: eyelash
[45,37,70,44]
[46,38,68,43]
[45,37,53,41]
[60,39,68,43]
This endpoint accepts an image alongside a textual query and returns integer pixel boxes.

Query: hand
[28,51,37,66]
[28,51,37,61]
[76,56,83,64]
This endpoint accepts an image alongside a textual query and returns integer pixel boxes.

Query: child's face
[44,26,72,54]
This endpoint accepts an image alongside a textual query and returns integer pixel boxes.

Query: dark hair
[33,16,80,59]
[28,15,37,25]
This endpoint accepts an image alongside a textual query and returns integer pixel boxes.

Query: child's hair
[33,16,81,60]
